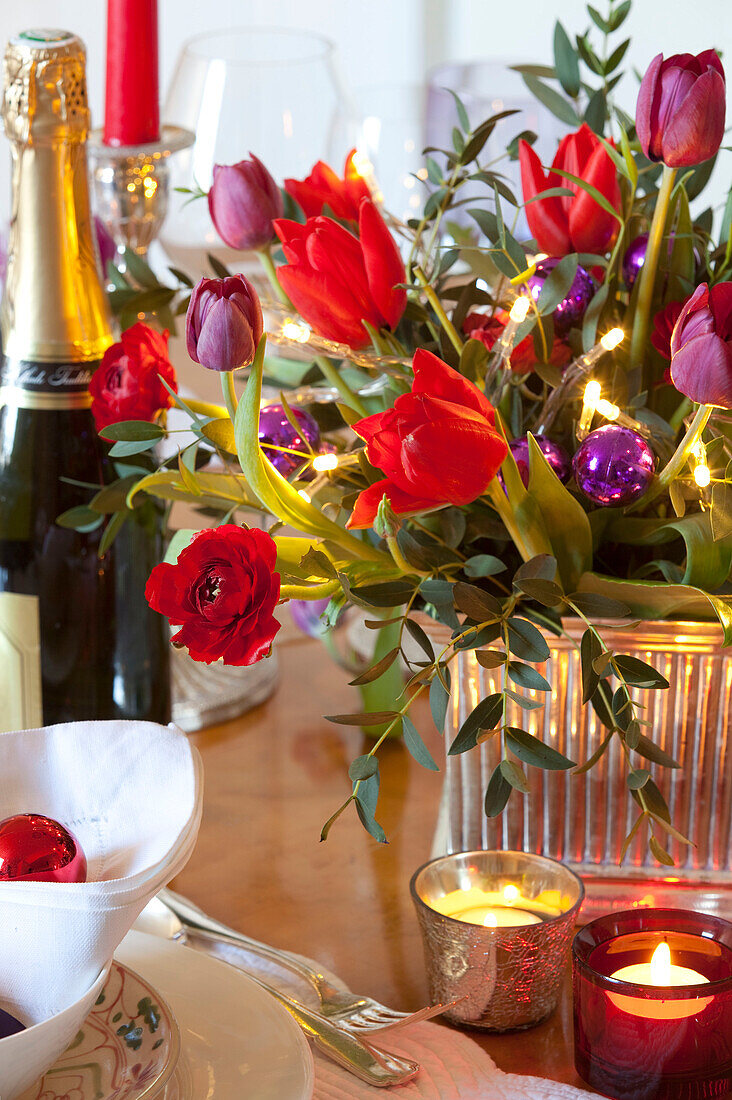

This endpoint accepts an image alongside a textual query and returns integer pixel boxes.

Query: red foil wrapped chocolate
[0,814,87,883]
[573,908,732,1100]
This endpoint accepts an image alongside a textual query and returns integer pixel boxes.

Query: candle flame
[650,941,672,985]
[484,912,498,928]
[502,884,520,903]
[509,297,531,323]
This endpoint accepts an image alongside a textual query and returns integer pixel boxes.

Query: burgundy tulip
[669,282,732,407]
[636,50,726,167]
[208,154,283,251]
[186,274,264,371]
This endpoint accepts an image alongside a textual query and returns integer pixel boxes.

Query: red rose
[90,322,177,431]
[145,526,281,666]
[274,200,406,349]
[463,310,572,374]
[519,123,621,255]
[284,149,371,221]
[347,349,507,529]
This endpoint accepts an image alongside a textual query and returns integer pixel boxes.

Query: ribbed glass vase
[427,618,732,920]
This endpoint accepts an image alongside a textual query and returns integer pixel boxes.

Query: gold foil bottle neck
[0,29,113,364]
[3,30,89,145]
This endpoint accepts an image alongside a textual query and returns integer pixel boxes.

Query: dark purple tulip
[573,425,655,507]
[186,274,264,371]
[208,154,284,251]
[670,282,732,407]
[636,50,726,167]
[509,435,571,487]
[258,403,321,476]
[94,216,117,275]
[524,257,594,335]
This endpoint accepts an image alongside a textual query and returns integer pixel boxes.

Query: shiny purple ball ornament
[573,425,656,507]
[622,234,648,289]
[509,436,571,487]
[258,404,321,476]
[525,257,594,335]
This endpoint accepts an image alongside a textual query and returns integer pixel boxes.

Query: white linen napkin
[0,720,203,1024]
[194,935,598,1098]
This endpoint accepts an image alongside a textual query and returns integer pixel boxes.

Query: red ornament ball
[0,814,87,883]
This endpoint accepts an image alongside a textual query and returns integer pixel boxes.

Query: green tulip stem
[485,478,532,562]
[280,580,340,600]
[627,402,713,512]
[628,164,677,389]
[386,535,430,578]
[221,371,238,423]
[259,245,292,308]
[414,267,464,356]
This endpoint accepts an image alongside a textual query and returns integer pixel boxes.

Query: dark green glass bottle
[0,30,170,730]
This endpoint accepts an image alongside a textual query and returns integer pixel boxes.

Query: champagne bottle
[0,29,170,730]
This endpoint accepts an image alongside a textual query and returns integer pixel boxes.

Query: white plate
[115,930,314,1100]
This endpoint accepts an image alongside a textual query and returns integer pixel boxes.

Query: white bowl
[0,963,109,1100]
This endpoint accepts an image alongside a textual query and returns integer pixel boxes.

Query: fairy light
[297,489,311,503]
[596,398,620,421]
[536,328,625,434]
[281,318,311,343]
[577,379,648,440]
[691,439,711,487]
[312,452,338,472]
[485,296,531,390]
[578,380,602,437]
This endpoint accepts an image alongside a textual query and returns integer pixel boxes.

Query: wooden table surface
[173,630,591,1091]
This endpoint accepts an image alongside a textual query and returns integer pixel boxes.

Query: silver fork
[158,887,447,1033]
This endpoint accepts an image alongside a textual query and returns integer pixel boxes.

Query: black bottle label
[0,356,93,409]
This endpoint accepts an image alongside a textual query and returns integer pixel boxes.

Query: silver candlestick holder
[87,124,279,733]
[87,125,194,257]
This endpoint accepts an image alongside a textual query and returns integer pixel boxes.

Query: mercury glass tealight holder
[410,850,584,1031]
[573,908,732,1100]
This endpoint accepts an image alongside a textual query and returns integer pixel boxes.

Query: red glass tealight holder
[573,908,732,1100]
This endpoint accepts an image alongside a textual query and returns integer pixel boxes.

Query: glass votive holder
[573,908,732,1100]
[410,849,584,1031]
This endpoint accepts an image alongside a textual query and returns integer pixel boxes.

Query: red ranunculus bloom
[636,51,726,168]
[284,149,371,221]
[519,123,621,255]
[651,300,684,361]
[463,310,572,374]
[90,322,176,432]
[145,526,281,666]
[670,282,732,407]
[274,200,406,349]
[347,349,507,529]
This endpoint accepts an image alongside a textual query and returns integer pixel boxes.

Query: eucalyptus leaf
[402,715,440,771]
[100,420,164,443]
[484,765,512,817]
[506,617,550,663]
[448,693,504,755]
[500,758,531,793]
[505,727,575,770]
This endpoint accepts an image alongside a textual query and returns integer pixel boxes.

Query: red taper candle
[104,0,160,146]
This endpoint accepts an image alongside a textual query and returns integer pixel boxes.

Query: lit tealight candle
[432,882,560,927]
[609,941,712,1020]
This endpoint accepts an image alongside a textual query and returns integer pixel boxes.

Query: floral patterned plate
[19,961,179,1100]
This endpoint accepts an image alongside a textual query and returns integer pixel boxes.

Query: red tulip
[347,349,507,529]
[274,200,406,349]
[519,123,621,255]
[145,526,281,665]
[90,322,177,431]
[186,274,263,371]
[636,51,725,168]
[284,149,371,221]
[670,282,732,407]
[463,311,572,374]
[208,154,283,251]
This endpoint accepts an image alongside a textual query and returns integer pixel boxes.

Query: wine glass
[161,28,360,278]
[354,83,428,225]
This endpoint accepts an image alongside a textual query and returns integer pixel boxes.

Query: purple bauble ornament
[509,435,571,487]
[258,404,321,476]
[525,257,594,335]
[573,425,655,507]
[622,234,648,289]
